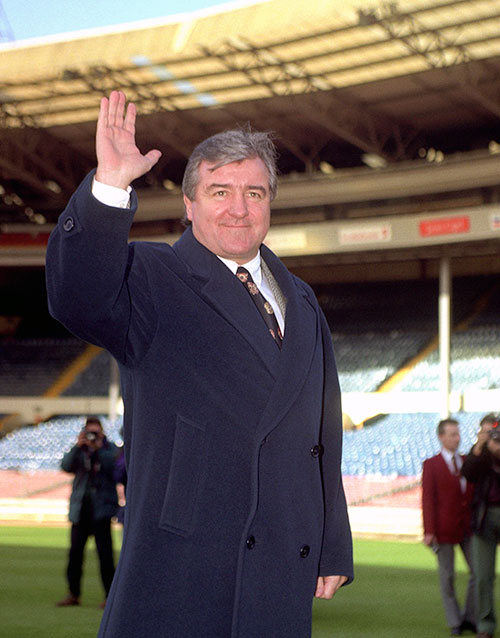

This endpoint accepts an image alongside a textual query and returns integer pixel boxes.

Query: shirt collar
[441,448,458,463]
[217,251,262,286]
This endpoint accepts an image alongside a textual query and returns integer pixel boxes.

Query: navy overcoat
[46,173,353,637]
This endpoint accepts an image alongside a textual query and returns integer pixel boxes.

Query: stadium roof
[1,0,500,274]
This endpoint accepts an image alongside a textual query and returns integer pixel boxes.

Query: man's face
[439,423,460,453]
[183,158,271,264]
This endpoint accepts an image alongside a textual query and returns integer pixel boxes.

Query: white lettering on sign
[265,229,307,252]
[338,224,392,245]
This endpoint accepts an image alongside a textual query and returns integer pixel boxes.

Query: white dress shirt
[218,253,284,334]
[441,448,466,493]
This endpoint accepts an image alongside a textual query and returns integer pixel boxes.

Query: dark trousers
[472,507,500,634]
[67,516,115,598]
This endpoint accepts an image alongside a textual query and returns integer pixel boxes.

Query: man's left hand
[314,575,348,599]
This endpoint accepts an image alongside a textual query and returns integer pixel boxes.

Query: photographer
[462,413,500,638]
[56,417,118,608]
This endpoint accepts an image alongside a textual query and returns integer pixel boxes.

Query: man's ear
[183,194,193,221]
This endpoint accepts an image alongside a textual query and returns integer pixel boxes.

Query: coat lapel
[173,228,281,375]
[255,245,320,439]
[172,229,320,436]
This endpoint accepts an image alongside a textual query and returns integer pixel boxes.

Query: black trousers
[67,515,115,598]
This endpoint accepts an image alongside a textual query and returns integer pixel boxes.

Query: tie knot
[236,266,251,283]
[236,267,259,296]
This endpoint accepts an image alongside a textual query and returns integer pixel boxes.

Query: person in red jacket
[422,418,476,636]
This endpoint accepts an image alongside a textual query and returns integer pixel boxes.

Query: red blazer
[422,452,474,544]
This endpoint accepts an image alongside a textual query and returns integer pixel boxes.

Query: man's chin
[218,241,261,262]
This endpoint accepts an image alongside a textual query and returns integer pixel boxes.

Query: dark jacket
[461,447,500,533]
[61,438,118,523]
[46,173,353,638]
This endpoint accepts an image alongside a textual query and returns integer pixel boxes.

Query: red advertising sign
[419,216,470,237]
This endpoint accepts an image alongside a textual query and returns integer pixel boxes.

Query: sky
[0,0,245,42]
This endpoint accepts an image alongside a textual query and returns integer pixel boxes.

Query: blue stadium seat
[0,416,123,471]
[342,413,480,476]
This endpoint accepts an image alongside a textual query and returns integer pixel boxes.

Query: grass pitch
[0,526,488,637]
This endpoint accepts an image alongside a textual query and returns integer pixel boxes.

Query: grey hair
[182,128,278,205]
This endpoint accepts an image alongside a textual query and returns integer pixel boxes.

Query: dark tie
[236,266,283,349]
[452,455,459,475]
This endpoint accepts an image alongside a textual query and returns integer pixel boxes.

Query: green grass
[0,527,492,637]
[0,526,122,638]
[314,539,477,637]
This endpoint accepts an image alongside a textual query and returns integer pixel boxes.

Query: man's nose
[228,192,248,217]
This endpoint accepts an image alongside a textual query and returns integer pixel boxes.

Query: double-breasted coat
[46,173,353,637]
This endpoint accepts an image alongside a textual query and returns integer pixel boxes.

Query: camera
[489,426,500,442]
[84,431,97,442]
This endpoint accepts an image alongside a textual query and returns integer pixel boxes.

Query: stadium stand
[334,331,431,393]
[0,411,480,479]
[342,412,479,478]
[318,275,500,394]
[62,350,113,397]
[397,325,500,392]
[0,416,123,472]
[0,338,86,396]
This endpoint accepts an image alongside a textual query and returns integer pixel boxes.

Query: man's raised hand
[95,91,162,190]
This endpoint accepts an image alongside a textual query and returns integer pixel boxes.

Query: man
[422,418,475,636]
[46,91,353,637]
[56,417,118,608]
[462,413,500,638]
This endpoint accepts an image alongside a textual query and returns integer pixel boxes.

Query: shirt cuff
[92,177,132,209]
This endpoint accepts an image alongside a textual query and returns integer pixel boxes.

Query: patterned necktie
[236,266,283,349]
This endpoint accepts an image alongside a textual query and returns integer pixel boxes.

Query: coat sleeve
[45,172,157,364]
[317,311,354,584]
[61,445,81,474]
[462,449,490,482]
[421,458,436,536]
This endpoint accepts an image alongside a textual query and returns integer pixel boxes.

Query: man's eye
[215,190,226,197]
[248,191,262,199]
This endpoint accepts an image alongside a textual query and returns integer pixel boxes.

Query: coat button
[246,535,255,550]
[310,445,323,458]
[300,545,310,558]
[63,217,75,231]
